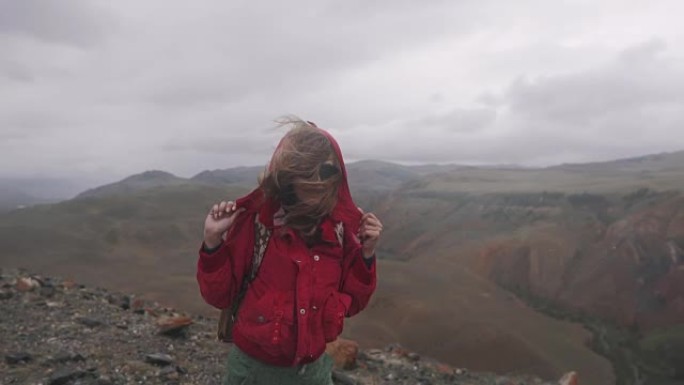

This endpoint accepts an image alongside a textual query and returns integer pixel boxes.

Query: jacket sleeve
[196,212,254,309]
[338,227,377,317]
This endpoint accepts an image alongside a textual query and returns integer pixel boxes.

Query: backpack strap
[334,221,344,247]
[232,215,271,315]
[249,215,271,281]
[218,214,271,342]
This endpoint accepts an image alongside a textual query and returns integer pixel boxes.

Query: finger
[364,224,382,231]
[218,201,227,213]
[365,216,382,228]
[360,213,372,223]
[210,204,219,219]
[363,229,381,239]
[363,224,381,234]
[224,201,235,213]
[228,207,245,218]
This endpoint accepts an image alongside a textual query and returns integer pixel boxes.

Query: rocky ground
[0,268,578,385]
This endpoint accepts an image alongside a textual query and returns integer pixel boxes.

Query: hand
[358,208,383,258]
[203,200,245,248]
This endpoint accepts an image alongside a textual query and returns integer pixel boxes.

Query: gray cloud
[337,38,684,166]
[418,108,498,133]
[0,0,114,46]
[505,38,683,126]
[1,0,684,183]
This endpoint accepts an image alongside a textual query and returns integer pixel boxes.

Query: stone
[16,277,40,292]
[5,352,32,364]
[326,338,359,370]
[121,360,152,375]
[558,371,578,385]
[106,293,130,310]
[40,286,57,298]
[157,315,193,337]
[47,368,87,385]
[77,317,104,328]
[95,375,114,385]
[332,370,358,385]
[131,298,146,314]
[392,346,411,358]
[50,350,86,364]
[435,363,454,375]
[145,353,174,366]
[0,290,13,300]
[159,365,177,376]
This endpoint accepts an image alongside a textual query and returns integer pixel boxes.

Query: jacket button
[313,255,320,261]
[299,308,306,315]
[312,305,318,310]
[257,315,265,323]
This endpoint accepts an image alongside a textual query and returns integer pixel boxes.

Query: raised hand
[358,208,383,258]
[203,200,245,248]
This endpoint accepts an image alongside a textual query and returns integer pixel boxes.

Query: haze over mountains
[2,150,684,385]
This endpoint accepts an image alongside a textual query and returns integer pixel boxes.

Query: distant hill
[0,187,49,212]
[190,166,263,186]
[346,160,463,192]
[75,171,192,200]
[550,150,684,173]
[0,176,96,211]
[408,150,684,194]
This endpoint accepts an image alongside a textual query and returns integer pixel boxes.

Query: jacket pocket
[236,291,294,357]
[322,291,346,343]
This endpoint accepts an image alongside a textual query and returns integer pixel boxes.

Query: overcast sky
[2,0,684,185]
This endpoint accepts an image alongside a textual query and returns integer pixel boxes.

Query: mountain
[2,151,684,384]
[190,166,263,186]
[0,176,97,212]
[362,151,684,384]
[75,171,192,200]
[550,150,684,173]
[0,187,48,212]
[345,160,430,191]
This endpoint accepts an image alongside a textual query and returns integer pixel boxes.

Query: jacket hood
[235,121,362,235]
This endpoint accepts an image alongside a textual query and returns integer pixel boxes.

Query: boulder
[326,338,359,370]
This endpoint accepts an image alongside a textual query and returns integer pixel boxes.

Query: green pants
[224,345,334,385]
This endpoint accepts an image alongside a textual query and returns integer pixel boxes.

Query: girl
[197,118,382,385]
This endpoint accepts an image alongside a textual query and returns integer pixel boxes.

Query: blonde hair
[260,116,342,244]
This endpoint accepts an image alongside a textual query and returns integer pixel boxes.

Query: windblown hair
[259,117,342,244]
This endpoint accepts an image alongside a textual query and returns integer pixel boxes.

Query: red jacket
[196,127,377,367]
